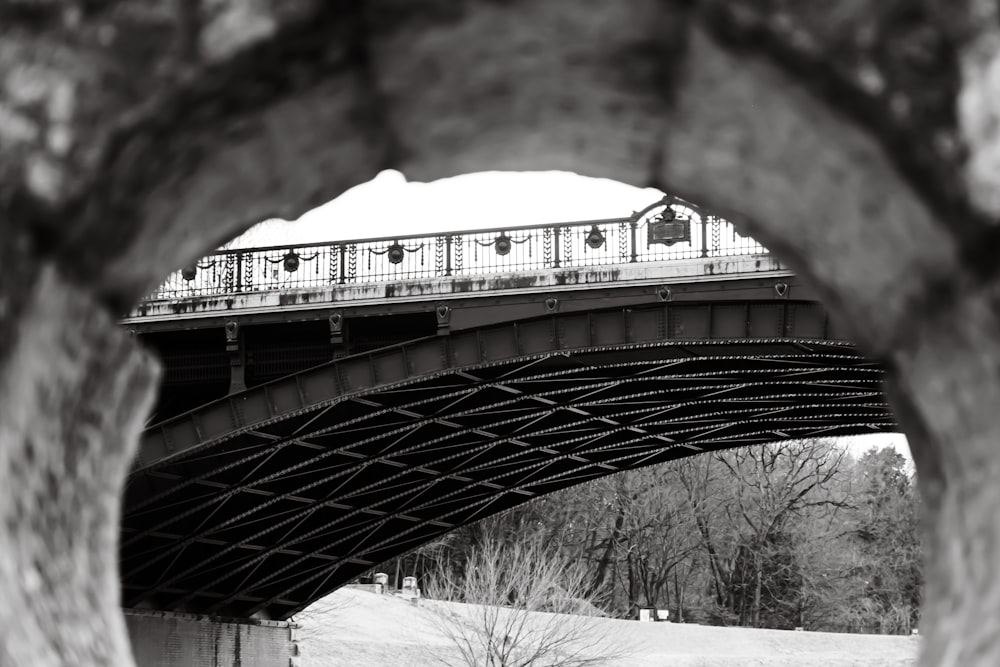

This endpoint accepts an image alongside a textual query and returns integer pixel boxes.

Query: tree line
[377,441,922,635]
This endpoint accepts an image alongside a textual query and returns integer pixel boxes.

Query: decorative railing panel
[147,197,768,301]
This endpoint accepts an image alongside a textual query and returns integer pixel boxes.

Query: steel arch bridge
[122,301,895,620]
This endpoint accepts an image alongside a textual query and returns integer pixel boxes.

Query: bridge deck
[125,196,772,324]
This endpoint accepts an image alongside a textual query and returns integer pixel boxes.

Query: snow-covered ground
[295,587,919,667]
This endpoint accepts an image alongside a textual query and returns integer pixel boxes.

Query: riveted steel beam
[135,302,848,470]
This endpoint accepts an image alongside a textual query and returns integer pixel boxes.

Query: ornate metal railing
[146,197,767,301]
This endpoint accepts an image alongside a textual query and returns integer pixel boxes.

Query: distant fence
[145,197,767,301]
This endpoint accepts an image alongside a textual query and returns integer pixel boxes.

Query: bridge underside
[122,303,895,619]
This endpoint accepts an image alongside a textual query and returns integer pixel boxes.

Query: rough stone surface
[200,0,277,62]
[1,1,1000,666]
[958,24,1000,218]
[0,266,158,666]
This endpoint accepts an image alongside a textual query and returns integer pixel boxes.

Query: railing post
[338,244,347,284]
[629,220,639,263]
[553,226,561,268]
[701,215,709,258]
[445,235,453,276]
[244,251,254,292]
[235,252,244,293]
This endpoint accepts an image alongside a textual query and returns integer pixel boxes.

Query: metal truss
[122,302,895,618]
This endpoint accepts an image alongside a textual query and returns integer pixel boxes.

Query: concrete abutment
[125,610,300,667]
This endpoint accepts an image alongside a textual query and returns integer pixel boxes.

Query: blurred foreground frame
[1,1,1000,665]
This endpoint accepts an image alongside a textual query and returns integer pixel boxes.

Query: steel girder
[122,301,895,619]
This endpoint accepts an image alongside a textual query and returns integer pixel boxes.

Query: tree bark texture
[1,1,1000,665]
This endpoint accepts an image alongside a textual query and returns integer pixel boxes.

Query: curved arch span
[123,302,895,618]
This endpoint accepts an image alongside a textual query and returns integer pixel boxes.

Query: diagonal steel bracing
[123,303,897,618]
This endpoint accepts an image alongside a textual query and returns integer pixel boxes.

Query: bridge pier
[124,610,300,667]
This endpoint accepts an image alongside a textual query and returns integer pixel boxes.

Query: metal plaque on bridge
[647,218,690,246]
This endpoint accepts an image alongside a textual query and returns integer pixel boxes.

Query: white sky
[228,169,911,461]
[226,169,667,247]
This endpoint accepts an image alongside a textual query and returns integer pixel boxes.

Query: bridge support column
[124,610,300,667]
[435,303,452,335]
[224,321,246,394]
[329,311,347,359]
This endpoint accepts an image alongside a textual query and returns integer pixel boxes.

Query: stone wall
[2,2,1000,666]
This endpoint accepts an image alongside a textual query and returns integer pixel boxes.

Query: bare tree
[598,471,700,618]
[677,440,851,628]
[422,534,624,667]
